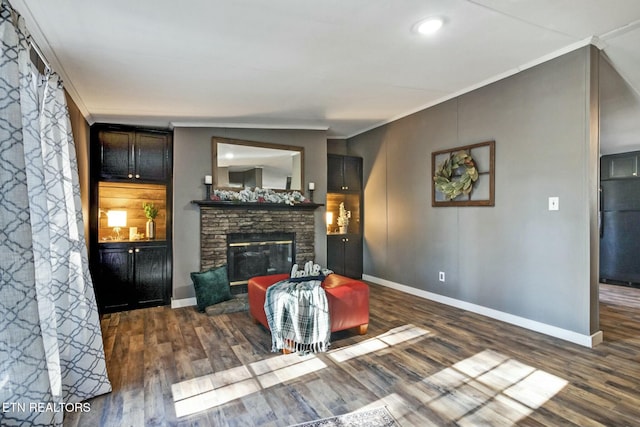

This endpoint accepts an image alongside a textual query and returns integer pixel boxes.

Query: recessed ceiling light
[415,18,444,35]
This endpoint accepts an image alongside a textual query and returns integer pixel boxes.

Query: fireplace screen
[226,232,295,285]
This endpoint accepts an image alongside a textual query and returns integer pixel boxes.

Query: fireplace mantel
[191,200,323,210]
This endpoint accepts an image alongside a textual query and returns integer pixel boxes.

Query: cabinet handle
[135,248,140,253]
[127,173,133,179]
[128,249,133,254]
[135,174,140,179]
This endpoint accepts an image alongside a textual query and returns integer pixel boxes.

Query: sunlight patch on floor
[328,324,430,363]
[173,377,260,418]
[172,353,327,417]
[172,365,252,402]
[348,349,568,425]
[252,354,327,389]
[357,393,414,423]
[172,324,430,418]
[424,350,568,425]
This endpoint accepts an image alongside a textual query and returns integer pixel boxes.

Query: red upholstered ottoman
[248,273,369,336]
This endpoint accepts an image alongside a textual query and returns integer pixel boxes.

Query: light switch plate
[549,196,559,211]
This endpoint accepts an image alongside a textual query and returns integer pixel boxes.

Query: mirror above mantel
[212,137,304,191]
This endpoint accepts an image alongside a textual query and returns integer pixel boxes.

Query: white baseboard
[363,274,603,348]
[171,297,197,309]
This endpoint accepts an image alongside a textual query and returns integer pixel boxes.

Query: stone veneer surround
[198,205,316,271]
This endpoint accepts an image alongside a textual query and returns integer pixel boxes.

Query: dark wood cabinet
[90,123,172,314]
[95,125,171,183]
[327,154,363,278]
[601,151,639,180]
[95,244,131,312]
[98,129,132,180]
[328,154,362,192]
[327,234,363,278]
[94,242,169,313]
[134,132,171,182]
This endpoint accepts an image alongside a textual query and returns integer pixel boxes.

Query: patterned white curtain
[0,2,111,425]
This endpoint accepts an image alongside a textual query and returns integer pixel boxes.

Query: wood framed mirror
[211,137,304,191]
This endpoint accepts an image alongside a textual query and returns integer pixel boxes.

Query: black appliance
[600,153,640,286]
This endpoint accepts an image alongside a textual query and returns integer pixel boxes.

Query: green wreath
[433,151,479,200]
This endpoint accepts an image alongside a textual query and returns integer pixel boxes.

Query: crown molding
[345,37,597,139]
[169,121,329,131]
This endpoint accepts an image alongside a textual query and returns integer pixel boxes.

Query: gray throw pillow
[190,265,232,312]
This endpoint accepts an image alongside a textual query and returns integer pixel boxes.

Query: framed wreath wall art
[431,140,495,207]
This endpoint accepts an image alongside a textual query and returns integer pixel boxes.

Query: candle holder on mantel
[308,182,315,203]
[204,175,213,200]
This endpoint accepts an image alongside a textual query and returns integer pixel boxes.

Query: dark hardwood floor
[64,283,640,426]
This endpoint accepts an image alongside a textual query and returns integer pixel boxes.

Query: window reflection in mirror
[212,137,304,190]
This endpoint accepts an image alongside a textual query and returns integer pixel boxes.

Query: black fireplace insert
[226,232,295,286]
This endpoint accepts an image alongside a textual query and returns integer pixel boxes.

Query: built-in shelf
[99,239,167,244]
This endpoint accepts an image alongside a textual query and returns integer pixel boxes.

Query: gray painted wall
[327,138,348,155]
[600,53,640,155]
[172,127,328,300]
[348,47,599,336]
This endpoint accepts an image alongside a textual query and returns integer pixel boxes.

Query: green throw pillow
[190,265,232,312]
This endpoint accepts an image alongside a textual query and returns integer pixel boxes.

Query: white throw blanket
[264,278,331,353]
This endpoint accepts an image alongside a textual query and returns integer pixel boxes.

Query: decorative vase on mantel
[146,219,156,240]
[339,225,347,234]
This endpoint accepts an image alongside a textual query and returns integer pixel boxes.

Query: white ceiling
[11,0,640,139]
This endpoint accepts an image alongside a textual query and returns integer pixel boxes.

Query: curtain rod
[6,0,52,73]
[29,39,51,73]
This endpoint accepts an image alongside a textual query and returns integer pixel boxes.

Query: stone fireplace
[194,201,320,293]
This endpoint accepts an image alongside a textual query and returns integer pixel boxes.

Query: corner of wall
[587,45,601,335]
[327,138,348,155]
[65,90,91,246]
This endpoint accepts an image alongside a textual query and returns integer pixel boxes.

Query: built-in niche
[326,193,361,235]
[98,182,167,241]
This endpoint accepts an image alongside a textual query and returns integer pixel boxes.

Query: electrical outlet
[439,271,445,282]
[548,196,559,211]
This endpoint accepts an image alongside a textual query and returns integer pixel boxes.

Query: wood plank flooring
[64,283,640,426]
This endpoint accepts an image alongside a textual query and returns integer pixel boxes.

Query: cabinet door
[342,156,362,191]
[327,235,347,276]
[328,155,362,191]
[600,211,640,284]
[610,155,637,178]
[134,245,168,307]
[343,236,363,279]
[602,153,639,179]
[327,155,345,192]
[327,235,362,279]
[99,130,133,180]
[135,132,169,182]
[95,246,133,312]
